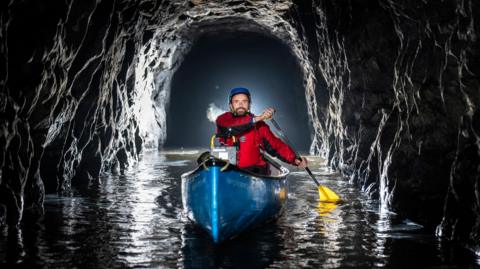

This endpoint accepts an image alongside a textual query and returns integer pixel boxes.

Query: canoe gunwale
[181,156,289,180]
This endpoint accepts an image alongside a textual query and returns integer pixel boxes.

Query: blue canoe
[181,156,289,243]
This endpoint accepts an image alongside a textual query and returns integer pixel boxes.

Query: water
[1,150,479,268]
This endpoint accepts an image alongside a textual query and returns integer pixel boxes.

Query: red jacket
[215,112,298,169]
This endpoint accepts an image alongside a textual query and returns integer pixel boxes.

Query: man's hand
[262,108,275,120]
[254,108,275,122]
[294,156,308,168]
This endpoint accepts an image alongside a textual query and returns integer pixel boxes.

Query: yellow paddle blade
[318,185,341,203]
[317,201,338,216]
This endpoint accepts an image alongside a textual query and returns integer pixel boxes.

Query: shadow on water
[1,150,479,268]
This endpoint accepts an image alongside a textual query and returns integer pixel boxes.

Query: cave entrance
[164,31,311,152]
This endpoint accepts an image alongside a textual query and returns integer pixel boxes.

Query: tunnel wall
[313,0,480,253]
[0,0,146,225]
[0,0,479,253]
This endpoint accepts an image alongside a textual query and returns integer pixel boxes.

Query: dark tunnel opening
[164,31,311,152]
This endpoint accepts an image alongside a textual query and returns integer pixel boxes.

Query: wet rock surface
[314,0,480,253]
[0,0,479,254]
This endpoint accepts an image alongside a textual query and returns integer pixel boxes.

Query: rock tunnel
[0,0,479,258]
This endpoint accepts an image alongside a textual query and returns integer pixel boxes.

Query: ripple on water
[1,151,478,268]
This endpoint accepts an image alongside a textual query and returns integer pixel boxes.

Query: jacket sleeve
[216,112,254,138]
[258,122,298,165]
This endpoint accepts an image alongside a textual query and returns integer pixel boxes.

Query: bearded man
[215,87,308,174]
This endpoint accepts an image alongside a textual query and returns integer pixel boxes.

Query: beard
[234,107,248,116]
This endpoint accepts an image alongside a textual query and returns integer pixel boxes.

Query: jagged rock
[0,0,479,253]
[316,0,479,253]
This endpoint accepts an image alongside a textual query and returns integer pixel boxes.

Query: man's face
[230,94,250,116]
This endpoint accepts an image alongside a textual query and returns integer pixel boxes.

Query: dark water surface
[1,150,479,268]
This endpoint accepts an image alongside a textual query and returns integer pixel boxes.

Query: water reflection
[180,222,283,268]
[3,228,25,264]
[0,150,478,268]
[316,202,337,217]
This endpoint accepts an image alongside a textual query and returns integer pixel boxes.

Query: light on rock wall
[134,43,161,149]
[134,37,176,150]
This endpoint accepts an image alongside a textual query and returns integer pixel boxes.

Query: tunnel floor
[0,149,478,268]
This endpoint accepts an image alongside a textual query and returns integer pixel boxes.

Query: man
[215,87,308,174]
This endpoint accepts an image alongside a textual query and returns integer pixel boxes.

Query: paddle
[269,118,341,203]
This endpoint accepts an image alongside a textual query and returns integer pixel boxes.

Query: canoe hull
[182,160,288,243]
